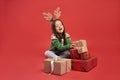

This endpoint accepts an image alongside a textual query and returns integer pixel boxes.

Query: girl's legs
[45,50,59,58]
[45,50,70,58]
[59,50,70,58]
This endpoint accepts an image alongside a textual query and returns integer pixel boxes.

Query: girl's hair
[51,19,67,45]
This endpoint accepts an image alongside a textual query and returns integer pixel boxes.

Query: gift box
[71,56,97,72]
[70,49,90,60]
[44,58,71,75]
[79,40,87,47]
[71,59,81,71]
[73,40,87,47]
[81,56,97,72]
[77,47,88,54]
[70,49,80,59]
[73,40,88,54]
[80,52,90,60]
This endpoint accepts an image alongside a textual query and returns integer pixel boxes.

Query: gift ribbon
[50,60,54,74]
[50,57,57,74]
[60,60,68,73]
[65,60,67,73]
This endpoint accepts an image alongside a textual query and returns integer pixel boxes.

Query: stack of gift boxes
[44,40,97,75]
[71,40,97,72]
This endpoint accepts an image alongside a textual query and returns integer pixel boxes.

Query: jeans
[45,50,70,58]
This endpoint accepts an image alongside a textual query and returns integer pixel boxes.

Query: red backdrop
[0,0,120,80]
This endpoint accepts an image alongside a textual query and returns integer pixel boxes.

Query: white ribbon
[50,60,54,74]
[49,57,58,74]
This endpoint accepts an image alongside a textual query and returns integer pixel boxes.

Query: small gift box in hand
[73,40,88,54]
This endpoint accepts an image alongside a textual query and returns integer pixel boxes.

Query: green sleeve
[52,38,71,51]
[66,37,72,45]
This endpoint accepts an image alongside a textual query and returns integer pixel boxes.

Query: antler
[54,7,61,19]
[42,12,53,21]
[42,7,61,21]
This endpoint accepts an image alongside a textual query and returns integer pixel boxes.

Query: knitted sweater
[50,33,72,53]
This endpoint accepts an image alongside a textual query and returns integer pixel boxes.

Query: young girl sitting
[43,8,74,59]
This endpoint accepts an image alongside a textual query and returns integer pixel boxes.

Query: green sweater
[50,33,72,52]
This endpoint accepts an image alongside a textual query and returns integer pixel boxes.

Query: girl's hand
[70,44,75,49]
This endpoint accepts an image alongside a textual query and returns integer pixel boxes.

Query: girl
[43,8,74,58]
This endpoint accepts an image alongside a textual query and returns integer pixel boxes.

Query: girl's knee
[44,50,58,58]
[44,50,50,56]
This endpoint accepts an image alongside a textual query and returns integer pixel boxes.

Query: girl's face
[55,20,64,34]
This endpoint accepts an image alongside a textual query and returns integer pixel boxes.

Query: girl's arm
[66,37,72,45]
[52,38,71,51]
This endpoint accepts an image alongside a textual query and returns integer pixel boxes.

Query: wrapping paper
[70,49,90,60]
[81,56,97,72]
[71,56,97,72]
[70,49,80,59]
[80,52,90,60]
[71,59,81,71]
[73,40,88,54]
[44,58,71,75]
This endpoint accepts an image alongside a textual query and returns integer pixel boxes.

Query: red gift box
[71,59,81,71]
[71,56,97,72]
[81,56,97,72]
[80,52,90,60]
[70,49,80,59]
[70,49,90,60]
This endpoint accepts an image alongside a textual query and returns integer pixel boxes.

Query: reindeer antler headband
[42,7,61,22]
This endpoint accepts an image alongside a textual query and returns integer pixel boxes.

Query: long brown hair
[51,19,67,45]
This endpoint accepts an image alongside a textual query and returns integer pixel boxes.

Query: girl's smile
[55,20,64,34]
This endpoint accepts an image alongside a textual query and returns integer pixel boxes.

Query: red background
[0,0,120,80]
